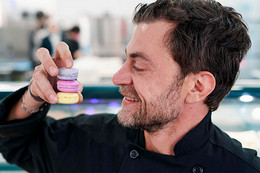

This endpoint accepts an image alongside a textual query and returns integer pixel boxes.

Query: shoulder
[42,36,49,42]
[209,125,260,171]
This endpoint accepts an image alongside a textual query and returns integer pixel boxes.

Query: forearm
[7,88,46,121]
[0,87,52,172]
[0,86,50,138]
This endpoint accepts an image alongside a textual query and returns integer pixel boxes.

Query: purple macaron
[57,67,79,80]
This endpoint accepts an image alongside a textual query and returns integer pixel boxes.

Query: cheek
[134,81,161,103]
[133,72,171,101]
[132,78,152,101]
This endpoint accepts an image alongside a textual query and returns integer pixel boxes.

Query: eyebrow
[125,48,151,63]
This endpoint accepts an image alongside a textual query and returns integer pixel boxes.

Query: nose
[112,61,132,86]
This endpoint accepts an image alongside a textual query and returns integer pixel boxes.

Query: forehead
[139,21,172,35]
[132,21,172,45]
[127,21,174,62]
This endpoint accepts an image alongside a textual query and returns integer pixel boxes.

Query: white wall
[2,0,156,19]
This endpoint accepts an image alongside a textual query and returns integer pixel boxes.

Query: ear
[185,71,216,104]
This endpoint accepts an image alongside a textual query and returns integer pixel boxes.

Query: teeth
[125,97,139,102]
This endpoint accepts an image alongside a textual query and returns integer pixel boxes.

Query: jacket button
[129,150,139,159]
[192,166,203,173]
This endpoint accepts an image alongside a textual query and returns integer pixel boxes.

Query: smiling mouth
[119,85,140,102]
[124,96,139,102]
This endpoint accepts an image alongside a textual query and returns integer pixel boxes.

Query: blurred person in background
[40,17,62,56]
[29,11,49,67]
[63,26,82,60]
[0,0,260,172]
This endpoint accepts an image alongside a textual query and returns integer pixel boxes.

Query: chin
[117,108,136,128]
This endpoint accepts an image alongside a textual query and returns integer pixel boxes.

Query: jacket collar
[137,111,212,156]
[174,111,212,155]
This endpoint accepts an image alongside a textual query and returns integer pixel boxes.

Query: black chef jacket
[0,87,260,173]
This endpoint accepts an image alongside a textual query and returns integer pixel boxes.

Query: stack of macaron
[57,67,79,104]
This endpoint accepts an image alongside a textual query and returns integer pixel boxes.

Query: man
[0,0,260,172]
[63,26,82,59]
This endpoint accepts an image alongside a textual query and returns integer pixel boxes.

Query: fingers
[77,82,84,104]
[34,42,81,105]
[36,48,59,77]
[36,42,73,77]
[77,92,84,104]
[54,42,73,68]
[31,66,84,105]
[78,82,83,93]
[31,66,58,104]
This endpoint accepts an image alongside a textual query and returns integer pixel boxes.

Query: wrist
[28,79,45,102]
[8,90,47,121]
[21,90,47,114]
[28,84,45,102]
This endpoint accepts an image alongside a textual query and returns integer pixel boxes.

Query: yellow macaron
[57,92,79,104]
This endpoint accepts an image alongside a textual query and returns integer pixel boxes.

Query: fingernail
[66,59,72,67]
[50,94,58,103]
[49,66,57,75]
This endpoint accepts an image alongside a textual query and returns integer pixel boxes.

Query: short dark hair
[70,26,80,33]
[133,0,251,111]
[36,11,45,20]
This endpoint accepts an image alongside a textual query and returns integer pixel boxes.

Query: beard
[117,75,184,133]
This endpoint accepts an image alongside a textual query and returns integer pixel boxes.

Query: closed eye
[133,66,144,72]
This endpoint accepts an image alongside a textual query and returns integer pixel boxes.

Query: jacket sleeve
[0,86,53,172]
[0,87,127,172]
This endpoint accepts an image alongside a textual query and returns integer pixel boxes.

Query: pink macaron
[57,80,79,92]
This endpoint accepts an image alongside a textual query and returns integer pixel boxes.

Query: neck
[144,106,208,155]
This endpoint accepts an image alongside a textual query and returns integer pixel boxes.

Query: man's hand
[8,42,83,121]
[31,42,83,104]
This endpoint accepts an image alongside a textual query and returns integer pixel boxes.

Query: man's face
[112,21,185,133]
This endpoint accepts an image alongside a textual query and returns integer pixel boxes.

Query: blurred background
[0,0,260,171]
[0,0,260,82]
